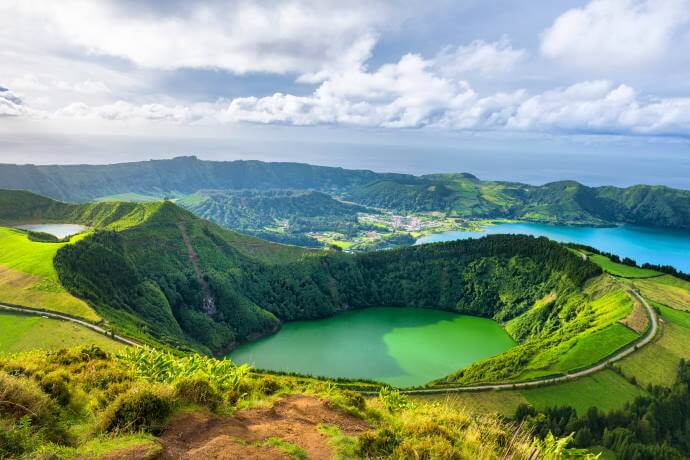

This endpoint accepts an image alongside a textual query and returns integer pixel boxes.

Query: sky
[1,0,690,187]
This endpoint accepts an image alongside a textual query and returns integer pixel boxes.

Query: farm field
[631,275,690,312]
[617,304,690,386]
[0,312,123,354]
[0,227,98,320]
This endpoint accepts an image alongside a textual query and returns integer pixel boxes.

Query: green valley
[1,188,689,459]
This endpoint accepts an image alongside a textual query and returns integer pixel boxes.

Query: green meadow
[0,227,98,321]
[587,253,660,278]
[0,312,123,354]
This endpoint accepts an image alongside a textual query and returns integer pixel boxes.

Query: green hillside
[1,189,689,459]
[1,157,689,231]
[0,156,405,202]
[178,189,371,247]
[2,189,650,388]
[346,175,690,230]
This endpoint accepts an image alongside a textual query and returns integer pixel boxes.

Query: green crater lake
[229,307,515,387]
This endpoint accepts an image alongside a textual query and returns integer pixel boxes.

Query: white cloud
[1,0,392,76]
[433,37,526,78]
[0,88,29,117]
[541,0,690,69]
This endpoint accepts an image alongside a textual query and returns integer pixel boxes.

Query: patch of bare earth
[102,443,161,460]
[155,394,369,460]
[620,297,649,333]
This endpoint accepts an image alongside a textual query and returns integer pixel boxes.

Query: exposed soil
[620,296,649,333]
[154,394,369,460]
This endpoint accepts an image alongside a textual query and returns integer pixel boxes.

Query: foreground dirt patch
[156,394,369,460]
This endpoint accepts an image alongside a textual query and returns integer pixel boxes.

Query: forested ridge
[1,156,689,231]
[347,176,690,230]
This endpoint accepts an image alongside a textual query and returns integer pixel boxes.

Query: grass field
[0,312,123,354]
[551,324,639,372]
[618,304,690,386]
[0,227,98,320]
[414,369,645,416]
[588,254,660,278]
[631,275,690,312]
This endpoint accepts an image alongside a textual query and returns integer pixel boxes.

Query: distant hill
[347,175,690,229]
[0,156,407,202]
[1,156,689,230]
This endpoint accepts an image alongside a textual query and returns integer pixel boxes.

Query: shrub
[0,372,56,425]
[48,345,108,366]
[378,387,412,413]
[258,376,282,395]
[100,385,175,434]
[174,376,222,410]
[358,427,401,458]
[340,390,366,411]
[118,347,250,391]
[40,371,71,406]
[0,417,42,458]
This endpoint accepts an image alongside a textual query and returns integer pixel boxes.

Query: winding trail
[1,284,658,395]
[0,303,139,347]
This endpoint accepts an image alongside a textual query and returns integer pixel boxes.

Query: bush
[0,372,57,425]
[358,427,401,458]
[258,376,282,395]
[174,376,222,410]
[340,390,366,411]
[48,345,108,366]
[100,385,175,434]
[378,387,412,413]
[40,371,71,406]
[0,417,42,458]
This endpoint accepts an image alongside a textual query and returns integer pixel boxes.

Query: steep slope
[51,197,602,361]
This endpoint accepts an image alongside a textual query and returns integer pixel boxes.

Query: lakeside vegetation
[0,189,654,390]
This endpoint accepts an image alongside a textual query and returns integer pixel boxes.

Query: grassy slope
[444,275,639,385]
[415,369,645,416]
[0,346,542,460]
[0,312,123,354]
[588,254,661,278]
[0,227,97,320]
[618,303,690,386]
[631,275,690,312]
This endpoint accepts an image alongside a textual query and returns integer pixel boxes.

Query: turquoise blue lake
[417,222,690,273]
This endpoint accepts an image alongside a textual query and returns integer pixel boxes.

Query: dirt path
[156,394,369,460]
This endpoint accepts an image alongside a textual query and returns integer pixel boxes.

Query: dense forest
[1,156,689,231]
